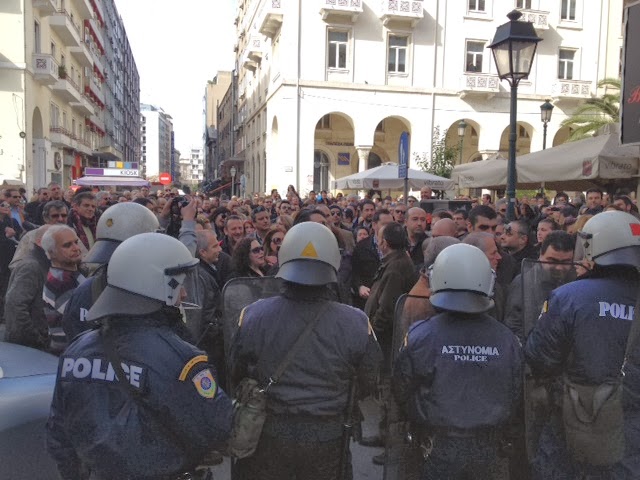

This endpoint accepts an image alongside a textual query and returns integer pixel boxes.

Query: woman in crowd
[231,237,266,278]
[263,227,285,273]
[243,219,255,236]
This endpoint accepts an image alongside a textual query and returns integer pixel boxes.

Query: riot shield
[520,259,577,462]
[221,276,283,363]
[382,294,430,480]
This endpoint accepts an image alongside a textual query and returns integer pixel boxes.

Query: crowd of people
[2,179,640,479]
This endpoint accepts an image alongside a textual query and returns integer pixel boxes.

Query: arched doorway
[313,112,354,194]
[552,126,573,147]
[499,122,533,156]
[445,119,481,165]
[367,151,382,169]
[371,116,410,166]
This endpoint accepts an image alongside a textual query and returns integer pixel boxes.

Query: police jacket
[47,312,233,480]
[230,283,382,423]
[525,268,639,387]
[61,268,107,341]
[393,311,523,430]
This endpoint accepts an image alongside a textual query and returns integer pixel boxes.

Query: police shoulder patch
[179,354,208,381]
[193,368,217,398]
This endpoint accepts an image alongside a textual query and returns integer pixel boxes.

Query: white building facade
[234,0,625,196]
[140,103,173,179]
[0,0,139,194]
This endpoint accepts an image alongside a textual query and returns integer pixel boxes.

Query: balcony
[459,73,501,98]
[91,50,105,77]
[379,0,424,28]
[71,0,93,19]
[89,113,105,133]
[247,35,264,63]
[85,79,105,107]
[49,127,76,149]
[320,0,363,24]
[85,18,105,53]
[51,71,84,104]
[76,137,92,156]
[517,9,550,30]
[552,79,592,101]
[70,41,92,67]
[32,54,58,85]
[70,95,95,117]
[49,10,82,47]
[258,0,283,39]
[32,0,57,15]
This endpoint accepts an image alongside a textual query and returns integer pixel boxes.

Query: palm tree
[560,78,621,141]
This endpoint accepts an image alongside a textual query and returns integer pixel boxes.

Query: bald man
[431,218,457,238]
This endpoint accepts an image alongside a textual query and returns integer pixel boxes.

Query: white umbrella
[450,156,508,190]
[333,163,454,191]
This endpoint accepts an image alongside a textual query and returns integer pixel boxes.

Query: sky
[114,0,236,156]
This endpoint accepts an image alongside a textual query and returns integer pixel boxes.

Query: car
[0,341,60,479]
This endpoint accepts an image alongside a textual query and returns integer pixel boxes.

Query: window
[465,40,485,72]
[388,35,408,74]
[516,0,531,8]
[468,0,486,12]
[328,30,348,70]
[316,114,331,130]
[34,21,41,54]
[518,125,530,138]
[561,0,576,20]
[50,42,56,58]
[558,48,576,79]
[50,103,60,128]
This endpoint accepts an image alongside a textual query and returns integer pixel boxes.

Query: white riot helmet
[276,222,341,285]
[83,202,160,265]
[429,243,496,314]
[87,233,199,321]
[579,211,640,267]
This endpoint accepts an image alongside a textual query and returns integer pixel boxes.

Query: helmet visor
[164,262,201,309]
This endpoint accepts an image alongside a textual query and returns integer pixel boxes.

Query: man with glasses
[4,188,24,228]
[278,200,292,216]
[406,196,418,208]
[25,187,49,224]
[392,203,407,225]
[501,220,537,276]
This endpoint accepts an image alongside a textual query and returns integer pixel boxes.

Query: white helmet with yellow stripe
[276,222,341,285]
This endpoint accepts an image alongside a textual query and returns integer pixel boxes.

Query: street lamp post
[489,10,542,221]
[457,119,468,165]
[230,166,237,198]
[540,100,554,150]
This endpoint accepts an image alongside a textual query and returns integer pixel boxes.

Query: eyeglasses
[271,237,283,245]
[477,224,497,232]
[331,211,342,217]
[395,209,406,214]
[250,246,263,254]
[50,213,68,219]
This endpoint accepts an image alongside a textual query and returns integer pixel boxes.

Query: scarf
[67,209,99,250]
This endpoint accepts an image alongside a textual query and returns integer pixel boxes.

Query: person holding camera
[158,194,198,256]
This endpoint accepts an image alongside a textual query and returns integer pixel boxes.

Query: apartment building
[0,0,139,193]
[233,0,625,196]
[203,71,232,180]
[140,103,173,179]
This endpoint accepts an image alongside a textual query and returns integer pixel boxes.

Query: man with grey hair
[186,230,225,386]
[4,225,52,350]
[41,225,84,352]
[11,200,69,267]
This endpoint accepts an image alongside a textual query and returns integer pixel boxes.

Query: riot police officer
[230,221,382,480]
[61,201,160,340]
[47,233,233,479]
[393,243,523,479]
[525,211,640,479]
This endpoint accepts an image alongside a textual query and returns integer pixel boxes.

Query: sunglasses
[395,209,406,214]
[331,210,342,216]
[271,237,283,245]
[50,213,68,219]
[250,246,263,254]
